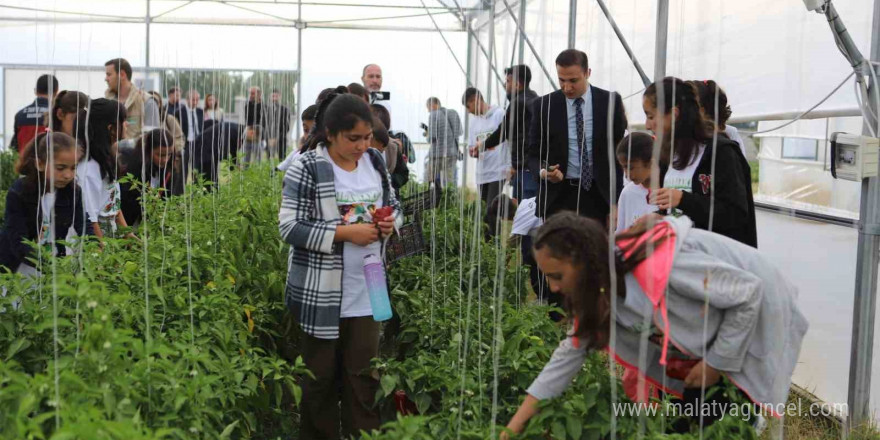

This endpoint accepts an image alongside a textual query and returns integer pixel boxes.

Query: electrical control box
[830,132,880,181]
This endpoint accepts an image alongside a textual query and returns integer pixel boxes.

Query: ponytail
[304,93,374,152]
[303,92,340,152]
[643,77,714,170]
[688,79,732,129]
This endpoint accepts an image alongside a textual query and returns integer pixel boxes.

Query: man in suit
[266,88,291,160]
[528,49,627,223]
[185,89,205,145]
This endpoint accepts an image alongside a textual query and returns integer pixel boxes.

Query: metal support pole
[2,68,6,149]
[463,32,473,190]
[847,0,880,430]
[595,0,651,86]
[499,0,558,90]
[517,0,526,64]
[420,0,468,79]
[568,0,577,49]
[451,0,505,88]
[145,0,151,68]
[653,0,669,80]
[468,28,505,88]
[295,1,303,141]
[486,0,496,104]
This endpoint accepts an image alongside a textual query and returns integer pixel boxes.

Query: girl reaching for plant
[502,212,807,437]
[0,132,88,274]
[279,93,402,439]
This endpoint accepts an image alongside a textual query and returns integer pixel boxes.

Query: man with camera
[361,64,391,110]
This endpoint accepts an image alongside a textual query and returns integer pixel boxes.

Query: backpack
[389,130,416,164]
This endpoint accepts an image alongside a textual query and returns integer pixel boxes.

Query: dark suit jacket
[166,103,204,140]
[527,86,627,217]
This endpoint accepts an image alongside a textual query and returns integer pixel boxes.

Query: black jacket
[484,88,538,170]
[187,122,245,186]
[118,147,186,226]
[528,87,628,217]
[266,103,291,139]
[0,178,86,272]
[245,101,266,128]
[667,137,757,247]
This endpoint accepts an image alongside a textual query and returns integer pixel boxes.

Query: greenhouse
[0,0,878,438]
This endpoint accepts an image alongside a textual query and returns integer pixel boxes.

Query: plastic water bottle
[363,254,393,321]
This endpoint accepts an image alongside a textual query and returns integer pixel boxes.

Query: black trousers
[480,180,504,238]
[545,179,609,222]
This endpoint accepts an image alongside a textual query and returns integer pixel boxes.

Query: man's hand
[468,145,480,158]
[541,165,563,183]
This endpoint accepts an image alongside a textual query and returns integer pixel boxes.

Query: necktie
[574,97,592,191]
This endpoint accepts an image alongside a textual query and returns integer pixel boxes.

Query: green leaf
[5,338,31,361]
[380,374,398,397]
[219,420,239,438]
[566,416,582,439]
[551,421,567,439]
[414,393,431,414]
[293,384,303,407]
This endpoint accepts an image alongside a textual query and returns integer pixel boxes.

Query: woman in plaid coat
[279,93,403,439]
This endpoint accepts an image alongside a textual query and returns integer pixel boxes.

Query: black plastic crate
[385,221,427,263]
[400,189,436,218]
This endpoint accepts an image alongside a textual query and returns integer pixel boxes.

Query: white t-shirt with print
[663,145,706,217]
[76,159,121,223]
[332,154,384,318]
[616,182,657,232]
[468,106,509,185]
[39,192,56,246]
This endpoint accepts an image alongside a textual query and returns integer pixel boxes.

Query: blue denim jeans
[511,168,537,201]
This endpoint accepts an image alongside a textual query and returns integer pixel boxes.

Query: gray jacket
[427,107,462,158]
[527,216,808,414]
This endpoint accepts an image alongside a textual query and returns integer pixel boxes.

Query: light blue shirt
[565,86,593,180]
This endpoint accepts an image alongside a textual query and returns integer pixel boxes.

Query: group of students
[276,52,808,440]
[1,53,809,438]
[1,77,185,275]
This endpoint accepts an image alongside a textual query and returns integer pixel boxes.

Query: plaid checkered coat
[279,145,403,339]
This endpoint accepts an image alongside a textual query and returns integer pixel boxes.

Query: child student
[503,213,807,437]
[615,132,659,232]
[0,132,87,274]
[75,99,134,239]
[279,93,402,439]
